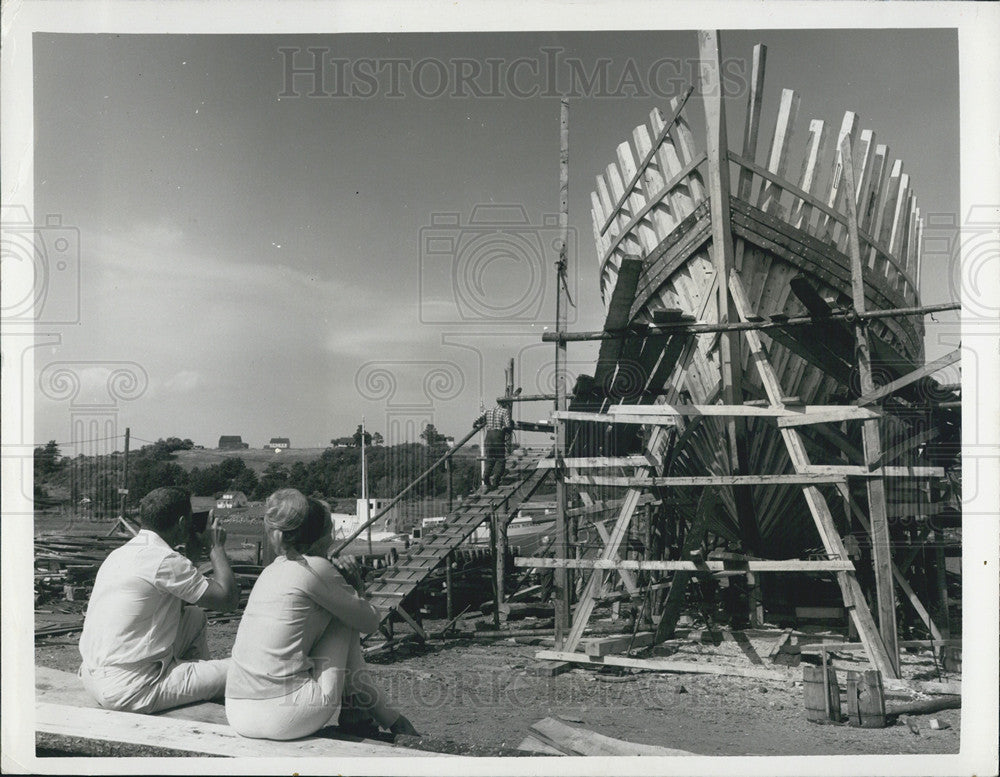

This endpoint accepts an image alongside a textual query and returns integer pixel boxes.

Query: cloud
[162,369,202,393]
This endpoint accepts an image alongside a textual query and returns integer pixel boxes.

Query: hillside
[172,447,333,475]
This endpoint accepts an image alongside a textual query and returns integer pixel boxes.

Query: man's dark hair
[139,487,192,533]
[282,497,329,553]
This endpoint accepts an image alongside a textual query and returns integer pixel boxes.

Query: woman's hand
[330,553,366,595]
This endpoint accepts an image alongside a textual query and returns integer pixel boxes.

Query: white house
[216,491,249,509]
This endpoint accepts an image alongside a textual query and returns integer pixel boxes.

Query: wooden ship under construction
[358,31,960,688]
[526,31,962,680]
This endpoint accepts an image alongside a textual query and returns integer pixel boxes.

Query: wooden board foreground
[34,666,447,758]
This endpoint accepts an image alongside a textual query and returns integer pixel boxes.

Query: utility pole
[119,427,130,519]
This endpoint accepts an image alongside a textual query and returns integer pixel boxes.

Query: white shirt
[227,555,380,700]
[79,530,209,668]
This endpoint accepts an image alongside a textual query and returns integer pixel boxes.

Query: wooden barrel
[803,664,841,723]
[846,670,886,728]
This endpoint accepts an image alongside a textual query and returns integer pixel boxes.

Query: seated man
[78,487,240,713]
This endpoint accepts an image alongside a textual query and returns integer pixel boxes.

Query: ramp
[366,447,551,625]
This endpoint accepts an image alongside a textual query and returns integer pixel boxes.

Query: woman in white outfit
[225,488,417,740]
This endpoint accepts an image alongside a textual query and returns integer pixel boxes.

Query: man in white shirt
[79,487,240,713]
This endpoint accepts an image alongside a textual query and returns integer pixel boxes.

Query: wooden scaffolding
[515,31,961,681]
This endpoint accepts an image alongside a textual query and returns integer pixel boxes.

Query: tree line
[34,424,479,515]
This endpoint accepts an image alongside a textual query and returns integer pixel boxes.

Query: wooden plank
[516,734,567,756]
[861,144,889,237]
[700,28,761,556]
[758,88,800,216]
[537,455,651,469]
[852,348,961,406]
[529,717,695,757]
[593,520,639,594]
[801,464,943,478]
[534,650,789,682]
[515,558,855,572]
[563,485,645,652]
[817,111,859,243]
[730,270,899,679]
[775,407,883,428]
[600,154,707,271]
[736,43,767,202]
[789,119,829,232]
[599,86,694,236]
[582,631,656,656]
[35,702,436,758]
[729,201,921,356]
[564,473,848,487]
[841,134,900,675]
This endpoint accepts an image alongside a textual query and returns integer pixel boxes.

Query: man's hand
[330,553,366,595]
[199,510,227,553]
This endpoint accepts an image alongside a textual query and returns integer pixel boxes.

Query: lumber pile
[34,533,124,606]
[518,717,694,756]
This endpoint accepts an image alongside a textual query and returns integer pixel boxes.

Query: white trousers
[226,619,398,741]
[80,605,230,714]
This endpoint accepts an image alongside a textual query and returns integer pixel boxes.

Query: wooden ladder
[365,448,552,630]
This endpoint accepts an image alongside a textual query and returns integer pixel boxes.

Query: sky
[31,28,961,451]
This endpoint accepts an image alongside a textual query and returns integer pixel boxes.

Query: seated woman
[226,488,417,740]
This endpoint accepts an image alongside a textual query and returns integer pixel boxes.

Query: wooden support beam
[834,482,945,642]
[730,270,898,679]
[537,455,652,469]
[555,405,882,424]
[593,520,639,594]
[563,484,646,652]
[801,464,944,478]
[564,473,848,487]
[534,650,789,681]
[554,97,570,648]
[515,558,855,572]
[852,348,961,406]
[840,134,900,675]
[700,29,761,556]
[393,605,427,641]
[775,407,883,428]
[880,426,940,466]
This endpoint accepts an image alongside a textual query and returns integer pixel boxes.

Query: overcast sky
[32,28,960,450]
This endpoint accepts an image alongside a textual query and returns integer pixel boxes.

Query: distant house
[330,437,354,448]
[216,491,249,509]
[264,437,290,450]
[218,435,249,450]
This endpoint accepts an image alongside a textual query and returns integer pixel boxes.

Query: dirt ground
[34,616,960,757]
[32,518,960,757]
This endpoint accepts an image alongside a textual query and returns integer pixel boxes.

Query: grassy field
[172,447,333,474]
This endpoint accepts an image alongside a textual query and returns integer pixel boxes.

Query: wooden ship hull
[583,56,935,559]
